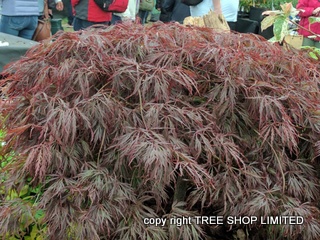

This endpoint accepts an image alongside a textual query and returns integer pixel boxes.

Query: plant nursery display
[240,0,298,10]
[261,2,320,52]
[0,22,320,239]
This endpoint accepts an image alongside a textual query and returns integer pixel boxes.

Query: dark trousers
[138,10,149,25]
[66,0,74,25]
[111,14,122,25]
[73,17,109,31]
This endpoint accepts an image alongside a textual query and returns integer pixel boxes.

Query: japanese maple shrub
[0,22,320,239]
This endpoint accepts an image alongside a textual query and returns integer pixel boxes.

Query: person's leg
[67,0,74,26]
[19,16,38,40]
[138,10,143,24]
[138,10,149,24]
[0,15,20,37]
[111,14,122,25]
[73,17,109,31]
[143,11,150,24]
[73,17,86,31]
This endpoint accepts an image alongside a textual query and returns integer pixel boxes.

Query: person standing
[296,0,320,47]
[71,0,112,31]
[138,0,161,24]
[39,0,64,18]
[162,0,190,24]
[112,0,140,24]
[137,9,149,24]
[0,0,39,40]
[221,0,239,30]
[66,0,74,26]
[189,0,221,17]
[48,0,64,11]
[189,0,238,30]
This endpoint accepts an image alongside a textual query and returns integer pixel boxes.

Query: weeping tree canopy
[0,22,320,240]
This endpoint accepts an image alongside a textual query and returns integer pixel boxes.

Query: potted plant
[250,0,269,21]
[261,2,301,42]
[251,1,298,39]
[253,0,298,10]
[261,2,320,52]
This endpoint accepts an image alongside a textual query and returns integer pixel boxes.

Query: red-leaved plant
[0,22,320,239]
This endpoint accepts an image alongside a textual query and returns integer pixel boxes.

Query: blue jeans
[111,14,122,25]
[138,10,150,25]
[0,15,38,40]
[73,17,109,31]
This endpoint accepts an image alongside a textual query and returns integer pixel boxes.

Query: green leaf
[19,185,30,198]
[1,160,8,168]
[273,16,288,42]
[261,15,277,32]
[30,186,41,194]
[31,225,40,240]
[8,237,20,240]
[280,3,293,17]
[314,48,320,54]
[0,129,5,139]
[267,36,277,43]
[309,17,320,25]
[34,209,45,221]
[309,52,318,60]
[7,189,18,200]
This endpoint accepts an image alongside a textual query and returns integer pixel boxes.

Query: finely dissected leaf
[1,22,320,239]
[163,201,206,240]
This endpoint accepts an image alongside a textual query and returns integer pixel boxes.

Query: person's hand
[312,7,320,16]
[56,1,64,11]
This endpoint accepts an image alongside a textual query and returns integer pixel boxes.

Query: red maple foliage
[0,22,320,239]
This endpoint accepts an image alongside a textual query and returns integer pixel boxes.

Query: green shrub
[0,22,320,239]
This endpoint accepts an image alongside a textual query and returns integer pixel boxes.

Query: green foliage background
[241,0,298,10]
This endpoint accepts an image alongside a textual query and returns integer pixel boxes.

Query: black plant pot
[51,19,64,35]
[249,6,267,22]
[259,24,274,40]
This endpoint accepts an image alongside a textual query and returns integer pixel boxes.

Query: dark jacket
[162,0,190,24]
[156,0,162,9]
[71,0,112,22]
